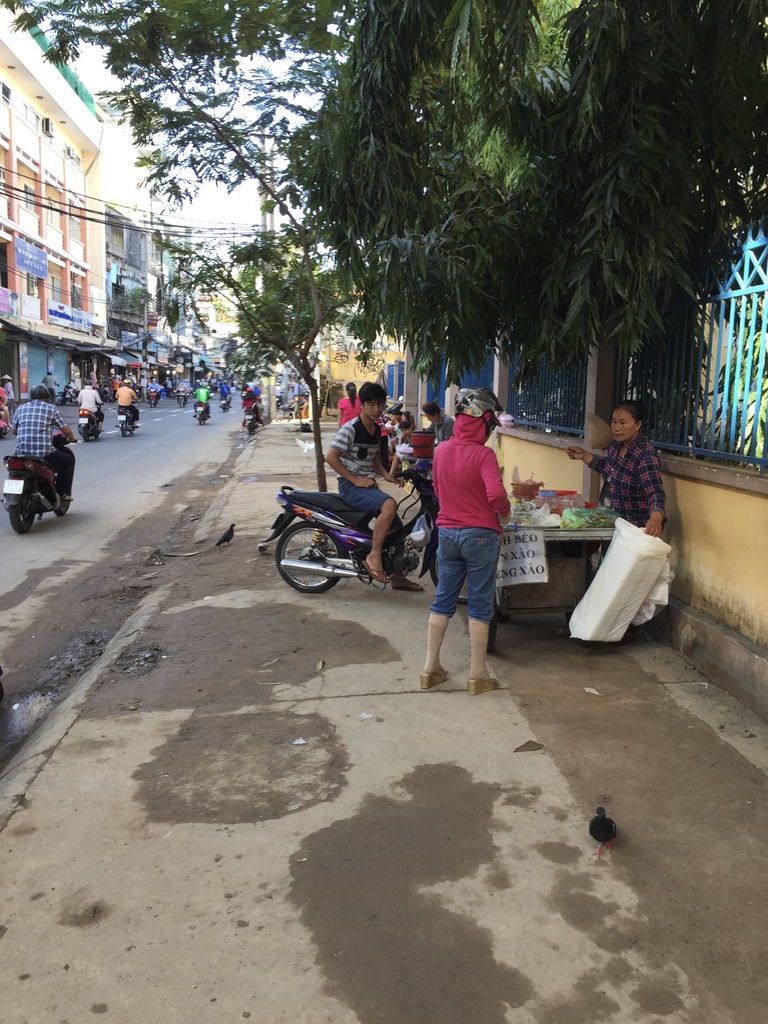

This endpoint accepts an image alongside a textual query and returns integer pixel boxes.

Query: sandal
[363,559,390,583]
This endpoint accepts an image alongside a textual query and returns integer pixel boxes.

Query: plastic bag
[569,518,671,642]
[409,513,431,549]
[631,561,674,625]
[561,506,619,530]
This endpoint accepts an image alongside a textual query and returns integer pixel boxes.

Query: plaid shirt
[12,400,66,458]
[590,438,666,528]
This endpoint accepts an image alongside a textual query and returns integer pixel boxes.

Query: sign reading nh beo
[497,529,549,585]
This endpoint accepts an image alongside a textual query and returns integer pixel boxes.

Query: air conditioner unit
[42,117,54,138]
[64,144,76,160]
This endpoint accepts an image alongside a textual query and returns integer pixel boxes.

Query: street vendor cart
[496,525,616,614]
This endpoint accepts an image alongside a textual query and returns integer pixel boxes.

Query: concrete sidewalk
[2,422,768,1024]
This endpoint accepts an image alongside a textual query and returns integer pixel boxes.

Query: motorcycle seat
[288,490,373,527]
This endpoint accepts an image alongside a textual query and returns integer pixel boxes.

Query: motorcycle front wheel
[275,523,343,593]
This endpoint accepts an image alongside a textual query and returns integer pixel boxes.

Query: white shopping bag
[569,518,671,643]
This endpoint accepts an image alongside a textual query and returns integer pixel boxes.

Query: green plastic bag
[560,507,620,530]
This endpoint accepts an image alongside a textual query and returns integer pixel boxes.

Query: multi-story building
[0,15,107,397]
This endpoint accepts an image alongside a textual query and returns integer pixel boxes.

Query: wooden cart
[497,526,616,614]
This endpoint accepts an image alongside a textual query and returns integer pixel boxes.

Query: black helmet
[30,385,50,401]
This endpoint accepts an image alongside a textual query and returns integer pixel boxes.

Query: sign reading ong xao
[497,529,549,585]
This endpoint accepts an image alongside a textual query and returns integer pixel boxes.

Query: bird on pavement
[589,806,617,857]
[215,523,235,546]
[295,437,314,454]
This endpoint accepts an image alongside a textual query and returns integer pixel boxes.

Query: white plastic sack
[409,513,432,549]
[631,561,674,626]
[569,518,671,643]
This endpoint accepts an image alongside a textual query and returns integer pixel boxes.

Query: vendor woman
[565,400,666,537]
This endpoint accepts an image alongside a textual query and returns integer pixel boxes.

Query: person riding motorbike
[78,381,104,432]
[115,380,140,428]
[241,385,263,427]
[195,381,211,419]
[11,385,77,500]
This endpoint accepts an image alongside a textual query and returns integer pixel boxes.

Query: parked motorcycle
[78,408,101,442]
[117,406,136,437]
[260,464,439,594]
[3,434,74,533]
[195,401,210,425]
[56,383,79,405]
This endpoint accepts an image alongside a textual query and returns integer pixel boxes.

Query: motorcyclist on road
[11,385,77,500]
[116,380,140,428]
[241,384,263,427]
[78,381,104,432]
[146,380,161,406]
[195,381,211,419]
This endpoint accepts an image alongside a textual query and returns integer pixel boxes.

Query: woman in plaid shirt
[566,401,666,537]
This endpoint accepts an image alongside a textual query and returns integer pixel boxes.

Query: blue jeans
[338,477,394,516]
[431,527,500,623]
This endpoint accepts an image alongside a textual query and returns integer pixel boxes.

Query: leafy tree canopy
[309,0,768,379]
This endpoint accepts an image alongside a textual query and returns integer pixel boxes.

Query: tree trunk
[304,373,328,491]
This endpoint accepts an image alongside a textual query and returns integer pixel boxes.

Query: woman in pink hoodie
[420,387,511,695]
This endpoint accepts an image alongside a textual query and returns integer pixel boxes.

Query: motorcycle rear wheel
[8,499,35,534]
[275,523,343,593]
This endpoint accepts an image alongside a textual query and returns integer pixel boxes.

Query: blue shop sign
[15,237,49,278]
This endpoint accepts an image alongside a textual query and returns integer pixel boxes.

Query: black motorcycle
[77,408,101,442]
[3,434,74,533]
[220,393,232,412]
[195,401,210,425]
[117,406,136,437]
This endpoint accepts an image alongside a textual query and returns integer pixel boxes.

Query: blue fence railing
[617,220,768,472]
[506,353,588,435]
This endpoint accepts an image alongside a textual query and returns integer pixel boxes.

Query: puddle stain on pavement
[132,710,348,824]
[289,763,533,1023]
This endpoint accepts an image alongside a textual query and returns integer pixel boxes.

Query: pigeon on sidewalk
[295,437,314,454]
[215,523,236,547]
[589,806,617,857]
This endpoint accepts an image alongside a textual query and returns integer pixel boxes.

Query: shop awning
[109,354,128,367]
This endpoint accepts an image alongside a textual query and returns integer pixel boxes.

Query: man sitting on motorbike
[11,385,77,500]
[325,381,422,591]
[115,380,140,427]
[195,381,211,418]
[241,384,263,427]
[78,381,104,431]
[0,390,11,434]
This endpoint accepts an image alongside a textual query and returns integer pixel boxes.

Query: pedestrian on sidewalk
[420,387,511,695]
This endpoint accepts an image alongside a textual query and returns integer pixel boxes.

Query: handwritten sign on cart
[497,528,549,585]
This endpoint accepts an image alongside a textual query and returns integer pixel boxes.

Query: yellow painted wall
[497,432,768,646]
[663,475,768,645]
[495,433,585,494]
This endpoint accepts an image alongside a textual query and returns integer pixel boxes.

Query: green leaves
[309,0,768,380]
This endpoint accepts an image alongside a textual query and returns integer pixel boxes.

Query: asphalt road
[1,394,241,593]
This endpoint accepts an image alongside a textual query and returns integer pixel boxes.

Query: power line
[1,164,266,238]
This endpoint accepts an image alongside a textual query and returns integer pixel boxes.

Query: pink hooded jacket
[432,414,511,533]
